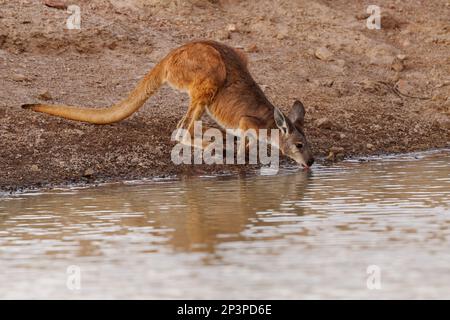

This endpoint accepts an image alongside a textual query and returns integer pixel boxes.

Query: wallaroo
[22,40,314,168]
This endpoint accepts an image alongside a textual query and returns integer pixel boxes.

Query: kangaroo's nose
[307,158,315,167]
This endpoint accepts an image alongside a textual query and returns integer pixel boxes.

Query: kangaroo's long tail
[22,60,166,124]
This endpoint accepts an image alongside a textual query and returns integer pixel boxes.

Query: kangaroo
[22,40,315,168]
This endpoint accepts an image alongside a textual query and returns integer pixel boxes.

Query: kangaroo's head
[273,100,315,169]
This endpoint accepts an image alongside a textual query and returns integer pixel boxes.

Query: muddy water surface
[0,151,449,299]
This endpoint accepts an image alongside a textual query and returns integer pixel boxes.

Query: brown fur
[22,40,314,167]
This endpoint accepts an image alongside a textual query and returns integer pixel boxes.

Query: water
[0,151,449,299]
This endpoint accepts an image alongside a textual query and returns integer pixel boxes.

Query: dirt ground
[0,0,449,192]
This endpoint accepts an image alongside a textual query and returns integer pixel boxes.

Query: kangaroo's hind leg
[177,80,219,147]
[168,42,226,131]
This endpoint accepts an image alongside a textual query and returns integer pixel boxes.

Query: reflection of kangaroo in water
[0,173,311,255]
[144,172,312,252]
[22,40,314,168]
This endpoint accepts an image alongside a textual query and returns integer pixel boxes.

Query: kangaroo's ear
[289,100,306,129]
[274,107,289,134]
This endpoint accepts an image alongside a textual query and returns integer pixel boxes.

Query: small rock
[107,41,118,50]
[83,168,94,177]
[395,79,414,95]
[226,24,237,32]
[31,164,40,172]
[396,54,407,61]
[391,57,404,72]
[38,90,53,101]
[366,143,375,150]
[315,117,333,129]
[11,73,30,82]
[276,32,287,40]
[322,80,334,87]
[43,0,67,10]
[355,12,370,20]
[314,47,333,61]
[366,45,396,65]
[339,133,346,139]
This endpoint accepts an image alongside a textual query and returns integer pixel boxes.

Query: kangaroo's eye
[296,143,303,149]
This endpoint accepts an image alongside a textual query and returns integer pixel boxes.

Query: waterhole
[0,150,449,299]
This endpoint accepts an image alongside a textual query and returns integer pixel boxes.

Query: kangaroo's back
[21,40,271,127]
[197,41,276,129]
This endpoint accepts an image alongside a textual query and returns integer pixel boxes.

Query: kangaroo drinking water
[22,40,314,168]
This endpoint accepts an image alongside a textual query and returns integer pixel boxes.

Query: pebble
[355,13,370,20]
[11,73,30,82]
[276,32,287,40]
[83,168,94,177]
[315,117,332,129]
[38,90,53,101]
[226,24,237,32]
[391,57,404,72]
[366,45,396,65]
[396,79,414,95]
[314,47,333,61]
[43,0,68,10]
